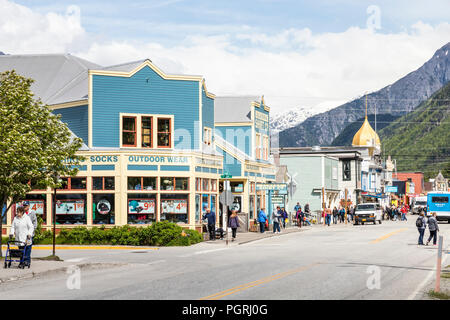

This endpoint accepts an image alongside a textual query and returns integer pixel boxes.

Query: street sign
[386,186,398,193]
[256,183,287,191]
[271,196,285,205]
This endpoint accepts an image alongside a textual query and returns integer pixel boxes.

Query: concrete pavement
[0,218,448,300]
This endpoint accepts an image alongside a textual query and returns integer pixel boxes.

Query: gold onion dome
[352,116,381,147]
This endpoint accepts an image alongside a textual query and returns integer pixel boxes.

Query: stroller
[3,240,30,269]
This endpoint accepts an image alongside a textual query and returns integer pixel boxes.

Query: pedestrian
[281,207,288,229]
[325,208,331,226]
[272,206,281,233]
[304,203,310,214]
[294,202,301,213]
[228,210,240,242]
[332,206,338,224]
[416,211,427,245]
[258,207,267,233]
[202,208,216,241]
[9,206,34,268]
[426,212,440,246]
[347,206,353,223]
[295,208,303,228]
[22,201,37,259]
[339,206,345,223]
[401,205,408,221]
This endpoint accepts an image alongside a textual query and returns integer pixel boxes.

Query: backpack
[416,217,423,228]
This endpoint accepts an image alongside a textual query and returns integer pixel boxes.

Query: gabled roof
[0,54,101,105]
[214,96,260,123]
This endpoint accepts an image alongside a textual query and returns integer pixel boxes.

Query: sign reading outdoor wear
[256,183,287,191]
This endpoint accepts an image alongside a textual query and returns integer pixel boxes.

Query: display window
[231,182,243,193]
[211,179,217,192]
[249,195,255,219]
[211,195,217,214]
[196,178,201,191]
[202,194,209,212]
[128,177,157,191]
[250,182,256,193]
[160,194,188,224]
[13,194,47,223]
[195,194,201,223]
[127,194,157,224]
[59,177,87,190]
[93,194,115,225]
[93,177,115,191]
[160,177,189,191]
[231,196,242,213]
[54,194,87,225]
[203,179,210,191]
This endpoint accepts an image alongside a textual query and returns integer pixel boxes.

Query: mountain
[279,42,450,147]
[270,103,337,133]
[380,81,450,179]
[330,114,401,146]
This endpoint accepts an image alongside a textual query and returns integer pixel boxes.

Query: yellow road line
[199,263,319,300]
[1,246,158,250]
[371,228,408,244]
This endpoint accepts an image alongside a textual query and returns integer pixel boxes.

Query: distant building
[433,171,449,191]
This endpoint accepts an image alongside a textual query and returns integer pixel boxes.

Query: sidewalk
[204,226,311,245]
[0,258,125,284]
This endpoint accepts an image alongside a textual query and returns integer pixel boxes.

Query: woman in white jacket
[10,206,34,267]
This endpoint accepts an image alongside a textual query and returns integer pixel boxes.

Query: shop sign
[255,111,269,131]
[161,199,188,214]
[17,200,44,215]
[256,183,287,191]
[385,186,398,193]
[128,155,189,164]
[128,199,155,214]
[56,200,84,215]
[271,196,285,205]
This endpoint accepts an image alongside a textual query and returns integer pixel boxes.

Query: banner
[161,199,188,214]
[128,199,155,214]
[55,200,84,215]
[17,200,45,215]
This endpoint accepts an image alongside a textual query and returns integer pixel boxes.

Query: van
[412,196,427,215]
[354,203,382,225]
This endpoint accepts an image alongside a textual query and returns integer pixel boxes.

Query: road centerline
[199,263,320,300]
[370,228,408,244]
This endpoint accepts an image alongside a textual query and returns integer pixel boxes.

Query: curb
[0,262,126,284]
[237,228,310,245]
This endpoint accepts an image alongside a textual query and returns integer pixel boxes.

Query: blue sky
[2,0,450,114]
[15,0,450,45]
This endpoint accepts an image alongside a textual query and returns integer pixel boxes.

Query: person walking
[258,207,268,233]
[401,205,408,221]
[9,206,34,268]
[228,210,240,242]
[294,202,301,213]
[339,206,345,223]
[281,207,288,229]
[295,208,303,228]
[272,206,281,233]
[416,211,427,245]
[324,208,331,226]
[332,206,338,224]
[426,212,440,246]
[202,208,216,241]
[22,201,37,260]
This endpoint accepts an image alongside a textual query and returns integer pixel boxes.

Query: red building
[393,172,425,196]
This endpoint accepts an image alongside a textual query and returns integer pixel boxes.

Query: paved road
[0,218,449,300]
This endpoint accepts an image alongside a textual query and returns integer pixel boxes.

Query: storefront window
[1,204,6,224]
[55,194,87,225]
[127,194,156,224]
[60,177,86,190]
[203,179,210,191]
[93,194,115,225]
[161,177,174,190]
[175,178,189,191]
[249,195,255,219]
[250,182,255,193]
[202,194,209,211]
[196,178,201,191]
[14,194,47,224]
[231,196,242,213]
[211,195,216,213]
[160,194,188,224]
[128,177,156,190]
[231,182,243,193]
[93,177,115,191]
[195,194,201,223]
[211,179,217,192]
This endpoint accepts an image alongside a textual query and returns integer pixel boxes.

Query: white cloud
[1,0,449,116]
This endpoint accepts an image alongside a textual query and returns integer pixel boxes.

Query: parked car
[354,203,382,225]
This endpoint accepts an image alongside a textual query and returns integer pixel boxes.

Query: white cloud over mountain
[1,0,449,116]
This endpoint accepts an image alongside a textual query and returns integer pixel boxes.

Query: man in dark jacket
[426,213,439,246]
[202,208,216,240]
[416,212,427,245]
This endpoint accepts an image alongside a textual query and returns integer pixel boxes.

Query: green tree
[0,70,85,257]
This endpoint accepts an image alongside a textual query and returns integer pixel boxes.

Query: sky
[1,0,449,115]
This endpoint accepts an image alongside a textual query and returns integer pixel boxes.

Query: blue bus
[427,192,450,223]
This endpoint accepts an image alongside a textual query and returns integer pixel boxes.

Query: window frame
[92,177,115,191]
[157,117,172,148]
[122,116,137,147]
[255,133,261,160]
[141,116,153,148]
[342,160,352,181]
[59,177,87,191]
[127,177,158,191]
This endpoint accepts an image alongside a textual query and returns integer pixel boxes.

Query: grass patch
[33,255,63,261]
[428,290,450,300]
